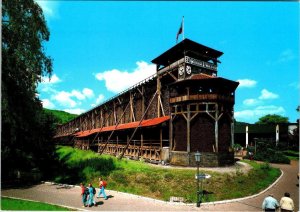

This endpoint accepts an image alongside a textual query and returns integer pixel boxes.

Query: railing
[98,143,161,161]
[169,94,234,103]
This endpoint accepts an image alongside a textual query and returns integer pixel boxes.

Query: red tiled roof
[75,116,170,138]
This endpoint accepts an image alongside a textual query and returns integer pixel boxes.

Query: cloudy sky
[36,1,299,123]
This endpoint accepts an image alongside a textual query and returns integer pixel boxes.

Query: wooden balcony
[169,93,234,104]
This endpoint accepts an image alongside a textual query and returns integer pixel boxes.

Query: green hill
[43,108,78,125]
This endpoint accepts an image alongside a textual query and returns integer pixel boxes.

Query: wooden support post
[215,104,219,153]
[130,92,136,122]
[113,101,117,125]
[141,132,143,146]
[142,86,145,116]
[141,132,144,150]
[169,116,173,151]
[117,135,119,155]
[187,104,191,153]
[157,76,161,117]
[231,120,234,147]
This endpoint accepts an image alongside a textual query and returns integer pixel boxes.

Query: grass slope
[44,108,78,124]
[53,146,281,203]
[1,197,71,211]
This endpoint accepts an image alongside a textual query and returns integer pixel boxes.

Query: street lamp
[195,151,201,207]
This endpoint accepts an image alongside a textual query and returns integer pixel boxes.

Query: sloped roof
[76,116,170,138]
[151,38,223,67]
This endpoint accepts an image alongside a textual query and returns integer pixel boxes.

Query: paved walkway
[2,161,298,211]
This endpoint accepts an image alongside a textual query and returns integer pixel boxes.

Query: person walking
[280,192,294,212]
[262,194,279,212]
[80,183,87,207]
[88,183,97,207]
[97,177,108,200]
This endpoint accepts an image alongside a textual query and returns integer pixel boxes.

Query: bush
[253,140,290,164]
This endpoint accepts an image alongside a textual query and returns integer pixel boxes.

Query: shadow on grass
[52,153,117,185]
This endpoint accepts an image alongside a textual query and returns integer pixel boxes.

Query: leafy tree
[255,114,289,125]
[2,0,56,181]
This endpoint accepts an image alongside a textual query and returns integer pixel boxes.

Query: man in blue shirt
[262,194,279,212]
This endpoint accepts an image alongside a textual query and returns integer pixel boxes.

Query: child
[80,183,87,207]
[97,177,108,200]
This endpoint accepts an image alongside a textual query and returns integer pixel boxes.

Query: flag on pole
[176,16,184,43]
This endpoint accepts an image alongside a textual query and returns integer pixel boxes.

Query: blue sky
[36,1,299,124]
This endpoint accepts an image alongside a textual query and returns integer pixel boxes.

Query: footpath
[1,161,298,211]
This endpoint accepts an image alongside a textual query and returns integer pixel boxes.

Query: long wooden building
[54,38,239,167]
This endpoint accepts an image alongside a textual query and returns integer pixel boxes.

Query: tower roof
[151,38,223,67]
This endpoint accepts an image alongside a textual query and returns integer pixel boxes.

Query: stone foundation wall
[170,151,234,167]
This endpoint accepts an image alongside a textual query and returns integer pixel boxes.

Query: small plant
[163,173,174,182]
[260,162,270,170]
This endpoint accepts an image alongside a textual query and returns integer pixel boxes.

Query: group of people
[80,177,108,207]
[262,192,295,212]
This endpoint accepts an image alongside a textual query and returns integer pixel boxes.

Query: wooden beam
[215,104,219,152]
[118,90,158,159]
[113,101,117,125]
[187,104,191,153]
[169,116,173,151]
[157,76,161,117]
[158,95,165,117]
[99,101,131,155]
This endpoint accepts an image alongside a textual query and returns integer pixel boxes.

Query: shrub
[253,140,290,164]
[260,162,271,170]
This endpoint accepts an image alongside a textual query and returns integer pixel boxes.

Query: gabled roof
[151,38,223,67]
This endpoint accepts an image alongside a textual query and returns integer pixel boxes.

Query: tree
[2,0,55,181]
[255,114,289,125]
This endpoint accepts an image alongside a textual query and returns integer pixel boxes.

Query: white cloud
[237,79,257,88]
[63,108,85,115]
[71,90,86,100]
[235,105,285,123]
[91,94,105,107]
[95,61,156,93]
[41,99,55,109]
[259,89,279,100]
[96,94,105,104]
[243,98,260,106]
[52,88,94,107]
[41,74,61,84]
[83,88,94,98]
[53,91,77,108]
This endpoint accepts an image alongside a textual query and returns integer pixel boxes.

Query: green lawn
[1,197,71,211]
[52,146,281,203]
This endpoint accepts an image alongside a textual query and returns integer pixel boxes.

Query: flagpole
[182,16,184,41]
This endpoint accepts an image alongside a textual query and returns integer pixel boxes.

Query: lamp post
[195,151,201,207]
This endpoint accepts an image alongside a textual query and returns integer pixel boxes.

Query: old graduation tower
[54,38,239,167]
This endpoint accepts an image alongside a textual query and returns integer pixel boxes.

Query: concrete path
[2,161,298,211]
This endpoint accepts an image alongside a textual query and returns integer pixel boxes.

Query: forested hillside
[43,109,78,125]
